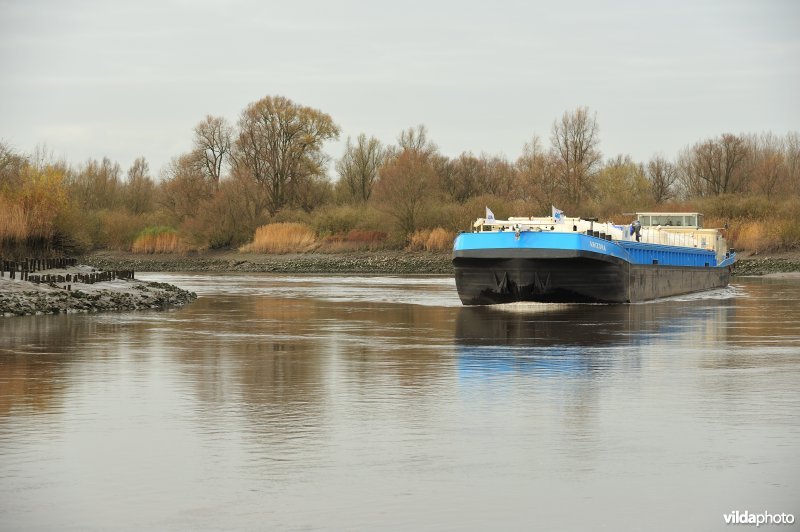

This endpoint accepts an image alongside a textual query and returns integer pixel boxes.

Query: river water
[1,274,799,531]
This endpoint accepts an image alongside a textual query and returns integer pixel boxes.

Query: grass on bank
[239,223,318,254]
[407,227,456,252]
[131,227,186,254]
[318,230,389,252]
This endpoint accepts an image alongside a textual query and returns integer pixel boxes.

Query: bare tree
[193,115,232,189]
[158,153,213,223]
[435,151,516,204]
[187,173,268,249]
[783,131,800,195]
[550,106,602,207]
[743,132,788,199]
[686,133,750,196]
[397,124,437,156]
[374,150,434,237]
[645,155,678,203]
[336,133,384,202]
[517,136,563,211]
[29,143,59,171]
[0,142,27,190]
[123,157,155,214]
[483,155,517,198]
[234,96,339,216]
[68,157,123,210]
[444,152,484,203]
[595,155,650,216]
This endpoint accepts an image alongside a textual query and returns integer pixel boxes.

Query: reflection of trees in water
[696,280,800,417]
[708,280,800,366]
[0,292,455,420]
[153,294,462,470]
[7,278,795,438]
[0,315,105,418]
[0,293,459,424]
[162,295,458,424]
[241,294,458,390]
[152,296,327,416]
[0,354,64,418]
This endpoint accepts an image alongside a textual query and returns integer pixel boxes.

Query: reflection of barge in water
[454,302,734,376]
[456,304,652,348]
[454,305,647,377]
[453,211,737,305]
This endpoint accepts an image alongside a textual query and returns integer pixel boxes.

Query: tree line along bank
[1,96,798,259]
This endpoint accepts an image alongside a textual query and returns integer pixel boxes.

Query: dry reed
[407,227,455,252]
[406,229,430,251]
[424,227,455,251]
[0,197,29,241]
[239,223,317,254]
[705,215,800,254]
[319,230,388,252]
[131,228,186,254]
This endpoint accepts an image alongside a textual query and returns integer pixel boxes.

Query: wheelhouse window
[638,214,701,228]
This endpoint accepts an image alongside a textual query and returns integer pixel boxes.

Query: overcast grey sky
[1,0,798,177]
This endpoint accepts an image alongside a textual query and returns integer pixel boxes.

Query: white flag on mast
[551,206,564,223]
[485,207,495,222]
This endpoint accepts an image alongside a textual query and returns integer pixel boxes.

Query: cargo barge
[453,210,736,305]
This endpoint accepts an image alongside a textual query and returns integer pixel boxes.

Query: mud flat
[0,265,196,317]
[80,250,455,275]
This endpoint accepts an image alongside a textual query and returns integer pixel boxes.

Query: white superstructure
[472,211,729,263]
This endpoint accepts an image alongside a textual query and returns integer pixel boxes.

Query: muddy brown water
[1,274,799,531]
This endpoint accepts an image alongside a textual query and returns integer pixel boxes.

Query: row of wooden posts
[26,270,135,285]
[1,257,77,278]
[1,257,135,287]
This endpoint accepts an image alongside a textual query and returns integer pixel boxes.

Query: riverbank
[0,264,196,317]
[79,249,800,276]
[728,252,800,276]
[80,250,455,275]
[3,251,797,317]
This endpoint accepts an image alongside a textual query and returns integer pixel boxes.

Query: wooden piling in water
[1,255,134,286]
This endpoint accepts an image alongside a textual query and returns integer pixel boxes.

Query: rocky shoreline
[80,250,456,275]
[1,265,196,317]
[729,256,800,276]
[78,250,800,277]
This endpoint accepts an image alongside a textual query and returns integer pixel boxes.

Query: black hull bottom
[453,257,731,305]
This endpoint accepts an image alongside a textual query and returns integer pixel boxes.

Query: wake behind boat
[452,209,737,305]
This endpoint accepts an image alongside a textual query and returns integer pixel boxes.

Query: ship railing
[473,218,569,233]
